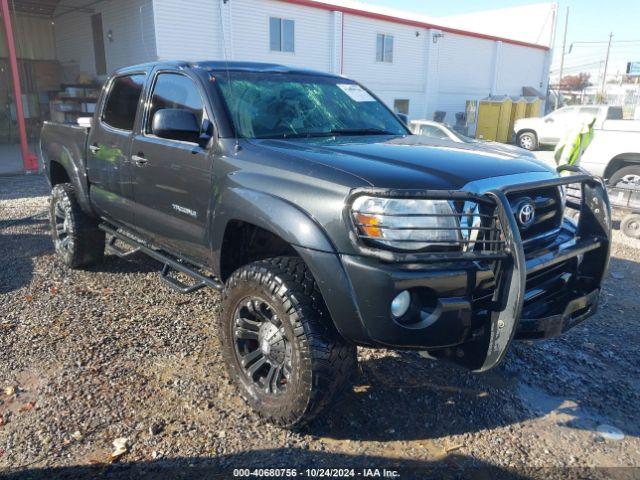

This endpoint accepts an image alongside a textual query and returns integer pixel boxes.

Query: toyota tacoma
[41,61,612,427]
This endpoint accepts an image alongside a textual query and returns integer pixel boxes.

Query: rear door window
[606,107,623,120]
[101,74,146,130]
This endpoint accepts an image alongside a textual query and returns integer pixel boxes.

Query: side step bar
[100,224,223,293]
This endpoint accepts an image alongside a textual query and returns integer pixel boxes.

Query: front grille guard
[345,167,611,371]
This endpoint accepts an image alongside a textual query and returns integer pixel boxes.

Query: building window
[376,33,393,63]
[394,99,409,115]
[270,17,295,52]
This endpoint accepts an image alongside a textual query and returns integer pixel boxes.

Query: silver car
[410,120,536,159]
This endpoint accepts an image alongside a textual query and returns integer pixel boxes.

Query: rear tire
[50,183,105,268]
[516,131,538,151]
[219,256,357,428]
[607,165,640,188]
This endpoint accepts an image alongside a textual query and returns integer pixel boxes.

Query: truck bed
[41,121,90,154]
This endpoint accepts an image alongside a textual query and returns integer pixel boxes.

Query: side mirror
[396,113,409,126]
[152,108,201,143]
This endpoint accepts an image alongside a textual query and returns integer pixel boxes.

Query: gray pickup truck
[41,61,612,427]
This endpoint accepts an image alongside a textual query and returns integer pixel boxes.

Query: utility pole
[601,32,613,96]
[556,6,569,109]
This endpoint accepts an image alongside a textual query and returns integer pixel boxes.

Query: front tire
[219,256,356,428]
[516,131,538,151]
[607,165,640,188]
[50,183,105,268]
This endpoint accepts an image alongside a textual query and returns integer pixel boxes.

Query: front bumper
[306,170,611,372]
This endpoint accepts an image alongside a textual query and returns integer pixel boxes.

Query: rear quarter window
[101,74,146,130]
[606,107,623,120]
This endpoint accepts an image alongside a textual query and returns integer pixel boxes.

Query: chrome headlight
[351,196,460,251]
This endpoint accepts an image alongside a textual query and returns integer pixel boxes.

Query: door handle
[131,154,148,167]
[89,144,100,154]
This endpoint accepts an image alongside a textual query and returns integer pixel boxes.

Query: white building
[1,0,556,173]
[46,0,556,125]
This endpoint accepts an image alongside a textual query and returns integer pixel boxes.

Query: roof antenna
[218,0,241,154]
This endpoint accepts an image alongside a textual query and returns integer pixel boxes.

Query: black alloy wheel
[233,297,293,395]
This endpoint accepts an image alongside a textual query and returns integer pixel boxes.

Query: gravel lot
[1,175,639,479]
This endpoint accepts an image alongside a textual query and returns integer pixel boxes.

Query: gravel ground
[1,175,639,479]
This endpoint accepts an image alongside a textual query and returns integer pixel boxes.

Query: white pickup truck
[515,105,640,187]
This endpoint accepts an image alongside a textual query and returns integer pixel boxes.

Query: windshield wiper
[328,128,397,136]
[256,128,397,140]
[257,132,334,139]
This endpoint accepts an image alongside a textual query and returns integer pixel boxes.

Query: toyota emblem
[517,200,536,229]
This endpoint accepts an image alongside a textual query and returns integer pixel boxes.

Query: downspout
[340,13,344,75]
[1,0,39,173]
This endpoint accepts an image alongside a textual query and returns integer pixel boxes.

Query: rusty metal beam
[1,0,39,173]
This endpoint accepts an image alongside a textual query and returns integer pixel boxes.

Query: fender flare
[211,187,336,273]
[44,142,93,215]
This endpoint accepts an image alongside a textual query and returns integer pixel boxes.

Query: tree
[560,72,592,91]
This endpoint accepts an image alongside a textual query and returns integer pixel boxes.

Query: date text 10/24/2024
[233,468,401,478]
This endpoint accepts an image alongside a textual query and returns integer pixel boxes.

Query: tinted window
[606,107,623,120]
[147,73,205,138]
[102,74,145,130]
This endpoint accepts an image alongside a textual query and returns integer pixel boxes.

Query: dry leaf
[18,401,35,412]
[25,295,33,302]
[50,287,58,295]
[109,437,129,462]
[4,386,15,396]
[444,443,463,453]
[353,385,370,393]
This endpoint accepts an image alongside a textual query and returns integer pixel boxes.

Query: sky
[366,0,640,85]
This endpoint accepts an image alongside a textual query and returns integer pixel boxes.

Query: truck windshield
[212,72,408,139]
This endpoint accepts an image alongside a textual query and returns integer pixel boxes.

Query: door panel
[130,137,212,260]
[130,72,212,262]
[87,74,145,227]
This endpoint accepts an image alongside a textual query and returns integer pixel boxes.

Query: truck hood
[251,135,555,190]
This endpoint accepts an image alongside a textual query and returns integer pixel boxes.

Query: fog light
[391,290,411,318]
